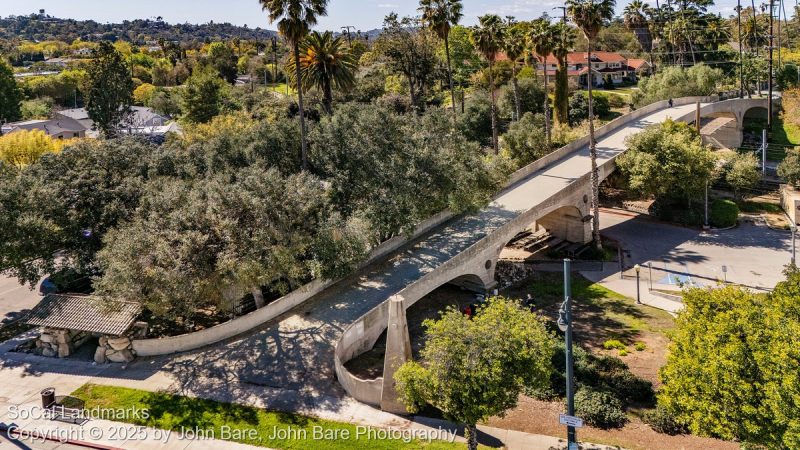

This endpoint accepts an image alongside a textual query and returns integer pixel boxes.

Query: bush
[634,342,646,351]
[778,147,800,188]
[603,339,626,350]
[632,64,725,108]
[501,113,550,168]
[604,370,655,405]
[568,92,610,125]
[458,93,494,147]
[643,406,688,435]
[619,349,629,356]
[574,388,628,428]
[607,93,628,108]
[709,199,739,228]
[500,77,546,119]
[725,152,761,199]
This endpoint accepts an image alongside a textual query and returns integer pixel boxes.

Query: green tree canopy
[617,119,716,204]
[395,297,555,450]
[778,147,800,188]
[0,58,22,124]
[180,66,225,123]
[86,41,134,137]
[632,64,724,108]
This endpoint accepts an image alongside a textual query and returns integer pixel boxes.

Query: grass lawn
[266,83,294,96]
[738,200,783,214]
[72,384,477,450]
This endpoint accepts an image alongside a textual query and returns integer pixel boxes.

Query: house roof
[626,58,650,70]
[543,51,628,65]
[3,117,86,136]
[24,294,142,335]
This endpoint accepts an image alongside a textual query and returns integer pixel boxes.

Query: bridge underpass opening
[498,205,592,265]
[342,275,487,381]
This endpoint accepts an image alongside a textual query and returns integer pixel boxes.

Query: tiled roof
[25,294,141,335]
[626,58,650,70]
[542,51,628,65]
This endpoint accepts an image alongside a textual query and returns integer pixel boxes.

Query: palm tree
[259,0,328,171]
[552,22,575,126]
[529,19,556,146]
[289,31,356,114]
[471,14,505,154]
[419,0,463,114]
[567,0,615,250]
[623,0,654,69]
[502,22,526,121]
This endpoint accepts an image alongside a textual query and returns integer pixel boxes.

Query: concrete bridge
[331,95,770,413]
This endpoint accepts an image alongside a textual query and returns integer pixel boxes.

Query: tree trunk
[323,77,333,115]
[294,43,309,171]
[445,34,457,115]
[489,61,498,154]
[587,42,602,250]
[555,57,569,125]
[408,74,418,112]
[252,287,265,309]
[512,64,521,121]
[465,424,479,450]
[543,64,551,147]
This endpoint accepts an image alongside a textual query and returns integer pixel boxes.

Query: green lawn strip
[738,200,783,214]
[71,384,470,450]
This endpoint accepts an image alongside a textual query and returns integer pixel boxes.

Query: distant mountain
[0,13,277,45]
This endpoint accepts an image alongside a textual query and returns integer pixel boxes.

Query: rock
[41,348,56,358]
[54,330,70,344]
[107,337,131,351]
[39,334,54,344]
[98,336,108,347]
[106,349,134,363]
[57,343,71,358]
[94,346,107,364]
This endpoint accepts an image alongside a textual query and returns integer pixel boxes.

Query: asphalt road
[0,274,41,324]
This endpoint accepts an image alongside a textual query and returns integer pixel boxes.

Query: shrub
[709,199,739,228]
[500,77,545,119]
[605,370,655,405]
[568,92,611,125]
[603,339,626,350]
[725,152,761,199]
[619,349,629,356]
[778,147,800,188]
[634,342,646,351]
[458,94,494,147]
[501,113,550,168]
[574,388,628,428]
[643,405,688,435]
[607,93,628,108]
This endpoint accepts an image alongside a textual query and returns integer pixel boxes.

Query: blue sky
[3,0,746,31]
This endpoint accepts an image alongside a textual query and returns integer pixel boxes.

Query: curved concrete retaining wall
[133,211,455,356]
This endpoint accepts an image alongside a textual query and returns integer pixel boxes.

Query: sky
[0,0,750,32]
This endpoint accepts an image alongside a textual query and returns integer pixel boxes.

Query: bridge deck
[148,102,702,405]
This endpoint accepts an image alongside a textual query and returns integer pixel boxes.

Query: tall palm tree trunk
[587,43,601,249]
[543,64,551,146]
[323,76,333,115]
[294,43,309,171]
[512,64,521,121]
[489,61,498,153]
[445,34,457,115]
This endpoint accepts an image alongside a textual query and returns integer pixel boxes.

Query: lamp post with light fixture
[634,264,641,304]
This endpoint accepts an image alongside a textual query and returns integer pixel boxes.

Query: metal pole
[648,261,653,290]
[704,180,709,228]
[763,129,768,176]
[563,259,577,450]
[768,0,774,130]
[738,0,744,98]
[636,270,641,304]
[792,226,796,265]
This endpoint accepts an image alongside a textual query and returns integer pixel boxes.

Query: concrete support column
[538,207,592,244]
[380,295,412,414]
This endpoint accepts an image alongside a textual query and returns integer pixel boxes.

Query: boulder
[39,334,54,344]
[41,348,56,358]
[98,336,108,347]
[106,349,134,363]
[94,346,107,364]
[107,337,131,351]
[57,343,71,358]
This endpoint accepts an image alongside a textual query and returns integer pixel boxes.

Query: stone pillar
[380,295,412,414]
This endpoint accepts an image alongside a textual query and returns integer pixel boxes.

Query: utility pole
[553,6,567,22]
[341,25,355,46]
[768,0,775,131]
[558,259,577,450]
[738,0,744,98]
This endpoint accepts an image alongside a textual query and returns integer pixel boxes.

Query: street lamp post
[792,224,797,265]
[558,259,577,450]
[635,264,641,304]
[648,261,653,291]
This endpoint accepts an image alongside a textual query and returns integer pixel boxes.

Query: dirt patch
[488,396,738,450]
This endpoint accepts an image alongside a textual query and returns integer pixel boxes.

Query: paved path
[0,103,705,449]
[584,209,792,313]
[0,273,41,324]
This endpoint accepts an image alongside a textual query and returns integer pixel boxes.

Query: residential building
[55,106,177,138]
[537,52,650,88]
[1,118,87,139]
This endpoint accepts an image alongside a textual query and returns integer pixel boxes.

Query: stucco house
[537,52,649,88]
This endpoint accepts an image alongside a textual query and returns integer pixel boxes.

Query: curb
[0,423,124,450]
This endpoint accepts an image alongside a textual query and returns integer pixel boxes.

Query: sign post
[558,259,578,450]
